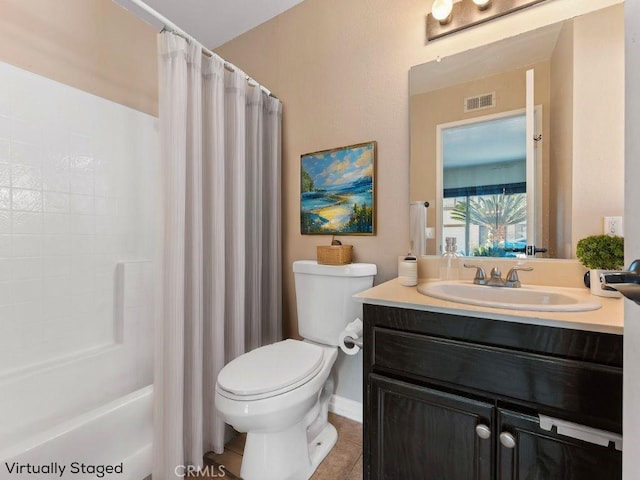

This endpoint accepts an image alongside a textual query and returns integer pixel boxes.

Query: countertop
[354,278,624,335]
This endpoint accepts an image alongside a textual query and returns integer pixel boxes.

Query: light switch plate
[425,227,435,239]
[604,216,624,236]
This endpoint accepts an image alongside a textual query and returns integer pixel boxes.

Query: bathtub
[0,262,154,480]
[0,383,153,480]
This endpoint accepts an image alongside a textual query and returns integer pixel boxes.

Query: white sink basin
[417,281,601,312]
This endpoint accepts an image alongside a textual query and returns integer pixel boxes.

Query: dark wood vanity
[362,303,623,479]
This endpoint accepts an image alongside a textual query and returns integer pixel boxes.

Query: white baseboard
[329,394,362,423]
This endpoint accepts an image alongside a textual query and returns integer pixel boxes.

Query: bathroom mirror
[410,4,624,259]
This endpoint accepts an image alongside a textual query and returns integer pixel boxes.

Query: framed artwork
[300,141,376,235]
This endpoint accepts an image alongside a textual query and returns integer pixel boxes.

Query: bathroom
[1,0,639,479]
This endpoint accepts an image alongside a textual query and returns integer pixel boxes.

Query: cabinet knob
[499,432,517,449]
[475,424,491,440]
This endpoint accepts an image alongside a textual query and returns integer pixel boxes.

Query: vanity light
[431,0,453,24]
[472,0,491,10]
[427,0,548,41]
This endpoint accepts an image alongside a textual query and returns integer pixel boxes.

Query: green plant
[450,194,527,244]
[472,243,511,257]
[576,235,624,270]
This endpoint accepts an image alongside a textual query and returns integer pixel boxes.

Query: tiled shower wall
[0,61,157,375]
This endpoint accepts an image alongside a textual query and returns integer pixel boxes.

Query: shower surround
[0,60,157,479]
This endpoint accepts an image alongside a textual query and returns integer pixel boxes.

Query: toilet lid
[217,339,324,397]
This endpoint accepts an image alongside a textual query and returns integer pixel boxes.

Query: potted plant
[576,235,624,297]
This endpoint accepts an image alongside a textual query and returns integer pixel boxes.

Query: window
[441,112,527,257]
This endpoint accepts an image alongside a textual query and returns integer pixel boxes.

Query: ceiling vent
[464,92,495,113]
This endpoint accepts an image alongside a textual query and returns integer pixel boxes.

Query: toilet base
[239,421,338,480]
[307,422,338,475]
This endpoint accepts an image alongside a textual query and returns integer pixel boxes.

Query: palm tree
[450,193,527,245]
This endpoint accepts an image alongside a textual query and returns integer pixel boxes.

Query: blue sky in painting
[302,144,374,189]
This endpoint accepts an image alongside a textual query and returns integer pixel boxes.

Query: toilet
[214,260,376,480]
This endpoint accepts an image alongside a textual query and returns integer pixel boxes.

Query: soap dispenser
[439,237,461,280]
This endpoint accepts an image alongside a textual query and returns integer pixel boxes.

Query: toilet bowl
[214,260,376,480]
[215,340,338,480]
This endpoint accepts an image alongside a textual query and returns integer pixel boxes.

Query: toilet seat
[216,339,325,401]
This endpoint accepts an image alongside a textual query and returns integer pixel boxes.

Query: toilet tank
[293,260,377,346]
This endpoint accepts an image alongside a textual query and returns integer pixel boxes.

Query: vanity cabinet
[363,304,623,480]
[369,374,493,479]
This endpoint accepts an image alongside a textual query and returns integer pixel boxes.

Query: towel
[409,201,427,256]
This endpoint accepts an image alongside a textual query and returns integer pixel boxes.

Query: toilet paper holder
[339,318,364,355]
[342,337,363,349]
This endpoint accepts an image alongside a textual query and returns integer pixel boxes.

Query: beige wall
[216,0,622,342]
[550,20,574,259]
[572,4,625,250]
[410,62,551,255]
[217,0,424,339]
[547,4,625,259]
[0,0,158,116]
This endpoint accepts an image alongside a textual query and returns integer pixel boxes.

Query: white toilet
[215,260,376,480]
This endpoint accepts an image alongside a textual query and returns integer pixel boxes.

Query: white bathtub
[0,385,153,480]
[0,262,154,480]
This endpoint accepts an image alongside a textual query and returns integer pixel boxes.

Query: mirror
[410,4,624,259]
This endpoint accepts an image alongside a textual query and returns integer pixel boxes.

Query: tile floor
[202,413,362,479]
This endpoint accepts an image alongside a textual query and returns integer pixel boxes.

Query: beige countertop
[354,278,624,335]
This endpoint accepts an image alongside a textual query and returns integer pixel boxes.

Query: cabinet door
[369,374,493,480]
[497,408,622,480]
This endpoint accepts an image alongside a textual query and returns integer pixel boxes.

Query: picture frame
[300,141,376,235]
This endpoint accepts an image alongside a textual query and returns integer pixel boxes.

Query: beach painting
[301,141,376,235]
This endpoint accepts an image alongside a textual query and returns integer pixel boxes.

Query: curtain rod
[126,0,278,99]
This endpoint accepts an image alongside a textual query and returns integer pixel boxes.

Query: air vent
[464,92,495,113]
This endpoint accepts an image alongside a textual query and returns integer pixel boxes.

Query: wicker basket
[317,245,353,265]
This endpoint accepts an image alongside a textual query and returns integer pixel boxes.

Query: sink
[417,281,601,312]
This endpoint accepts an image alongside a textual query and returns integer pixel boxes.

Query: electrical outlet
[604,216,624,236]
[425,227,435,239]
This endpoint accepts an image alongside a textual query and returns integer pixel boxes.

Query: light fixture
[472,0,491,10]
[431,0,453,24]
[427,0,547,41]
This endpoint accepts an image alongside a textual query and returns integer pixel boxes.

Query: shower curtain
[153,32,282,479]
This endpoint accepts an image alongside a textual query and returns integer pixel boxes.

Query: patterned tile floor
[202,413,362,480]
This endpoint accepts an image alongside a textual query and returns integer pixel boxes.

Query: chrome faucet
[464,264,533,288]
[464,264,487,285]
[504,266,534,287]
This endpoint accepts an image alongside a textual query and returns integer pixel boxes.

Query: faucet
[464,264,533,288]
[464,264,487,285]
